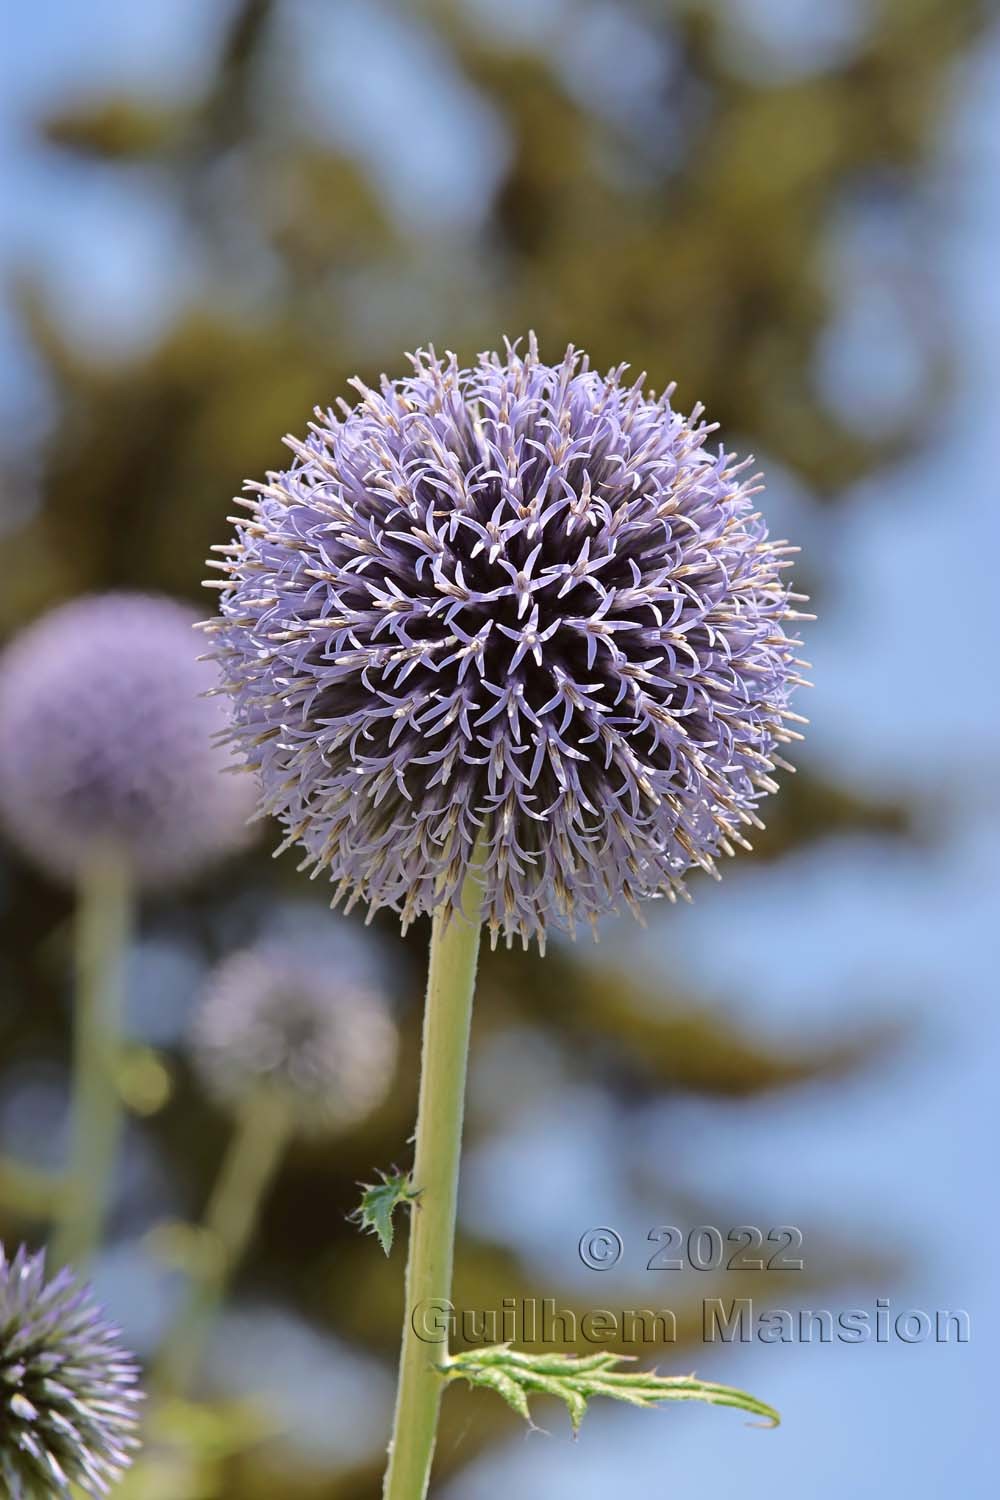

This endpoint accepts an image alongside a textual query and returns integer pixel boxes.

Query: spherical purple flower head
[0,1243,141,1498]
[191,939,397,1137]
[0,593,256,887]
[208,337,807,947]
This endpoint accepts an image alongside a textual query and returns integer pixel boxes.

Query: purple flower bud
[0,1243,142,1498]
[0,593,256,887]
[192,940,397,1136]
[207,338,806,946]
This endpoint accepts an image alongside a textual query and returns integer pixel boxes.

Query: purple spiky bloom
[0,1243,141,1498]
[192,939,397,1136]
[207,337,807,947]
[0,593,256,888]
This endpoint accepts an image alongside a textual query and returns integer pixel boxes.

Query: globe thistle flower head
[207,337,808,947]
[0,592,256,887]
[192,939,398,1137]
[0,1243,141,1498]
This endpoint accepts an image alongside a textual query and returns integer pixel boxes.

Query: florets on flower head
[191,939,397,1136]
[207,337,808,947]
[0,592,255,887]
[0,1244,141,1498]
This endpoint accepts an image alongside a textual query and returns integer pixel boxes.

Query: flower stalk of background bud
[155,937,397,1394]
[153,1086,292,1398]
[52,846,132,1268]
[206,339,807,1497]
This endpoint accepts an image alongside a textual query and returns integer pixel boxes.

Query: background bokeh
[1,0,997,1495]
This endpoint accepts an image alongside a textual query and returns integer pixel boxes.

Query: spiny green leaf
[349,1168,419,1256]
[441,1344,779,1433]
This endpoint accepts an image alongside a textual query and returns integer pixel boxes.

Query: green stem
[383,852,486,1500]
[154,1088,291,1396]
[52,848,132,1269]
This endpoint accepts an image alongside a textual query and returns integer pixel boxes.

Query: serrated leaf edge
[441,1344,779,1433]
[349,1168,420,1256]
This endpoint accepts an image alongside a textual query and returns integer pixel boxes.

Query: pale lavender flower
[0,1243,141,1498]
[0,593,255,887]
[191,939,397,1136]
[207,337,808,946]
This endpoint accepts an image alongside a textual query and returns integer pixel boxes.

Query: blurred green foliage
[0,1,986,1494]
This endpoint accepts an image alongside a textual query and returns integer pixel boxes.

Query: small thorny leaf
[350,1168,419,1256]
[442,1345,780,1433]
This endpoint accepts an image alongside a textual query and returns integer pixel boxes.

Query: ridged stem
[383,854,486,1500]
[52,848,132,1268]
[154,1087,291,1395]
